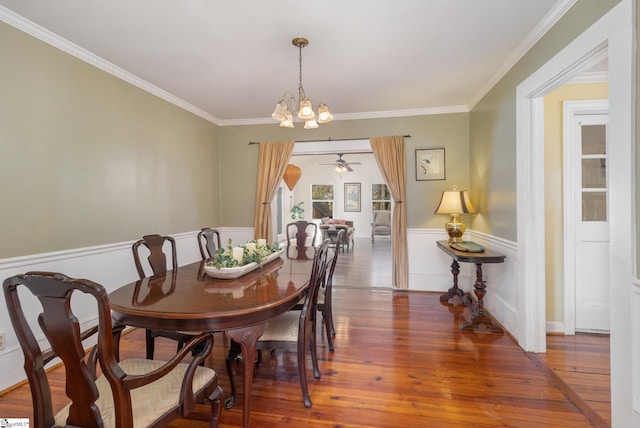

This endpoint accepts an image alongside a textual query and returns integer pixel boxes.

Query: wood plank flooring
[0,237,610,427]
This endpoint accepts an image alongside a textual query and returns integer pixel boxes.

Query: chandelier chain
[298,43,305,100]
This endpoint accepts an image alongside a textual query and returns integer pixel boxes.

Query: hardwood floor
[332,236,393,288]
[0,237,610,427]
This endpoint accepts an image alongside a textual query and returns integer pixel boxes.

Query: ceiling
[0,0,571,126]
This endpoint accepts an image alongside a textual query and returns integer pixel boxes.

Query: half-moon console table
[437,240,506,333]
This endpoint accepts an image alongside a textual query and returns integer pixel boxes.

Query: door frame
[516,0,634,423]
[562,99,609,334]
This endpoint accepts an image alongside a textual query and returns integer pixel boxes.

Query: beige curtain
[254,141,295,242]
[370,136,408,289]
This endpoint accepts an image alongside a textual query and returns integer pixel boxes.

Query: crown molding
[1,2,574,128]
[467,0,578,109]
[0,6,222,126]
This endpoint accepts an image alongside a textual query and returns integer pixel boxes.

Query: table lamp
[434,187,477,243]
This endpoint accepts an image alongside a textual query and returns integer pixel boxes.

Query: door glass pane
[581,158,606,188]
[582,192,607,221]
[581,125,606,155]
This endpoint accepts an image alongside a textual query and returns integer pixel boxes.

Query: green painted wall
[0,0,625,260]
[470,0,621,241]
[0,22,220,258]
[218,114,469,229]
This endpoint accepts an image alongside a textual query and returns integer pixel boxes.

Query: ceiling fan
[320,153,362,172]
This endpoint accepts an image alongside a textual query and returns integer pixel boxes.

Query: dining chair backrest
[318,230,342,351]
[197,227,222,260]
[132,234,177,279]
[3,271,222,428]
[304,239,331,319]
[286,221,318,248]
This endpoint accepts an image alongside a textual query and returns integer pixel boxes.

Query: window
[311,184,333,219]
[372,184,391,211]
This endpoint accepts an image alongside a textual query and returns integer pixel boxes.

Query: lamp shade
[434,190,477,215]
[283,164,302,190]
[298,98,315,120]
[317,104,334,123]
[272,101,288,121]
[434,190,476,243]
[280,111,294,128]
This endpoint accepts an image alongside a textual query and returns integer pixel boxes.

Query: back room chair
[371,210,392,243]
[4,271,222,428]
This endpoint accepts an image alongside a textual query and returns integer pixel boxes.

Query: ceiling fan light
[280,111,294,128]
[298,98,315,120]
[304,118,318,129]
[317,104,333,123]
[272,101,288,121]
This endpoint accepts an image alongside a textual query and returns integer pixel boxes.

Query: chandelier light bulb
[298,98,315,120]
[317,104,333,123]
[280,111,294,128]
[304,118,319,129]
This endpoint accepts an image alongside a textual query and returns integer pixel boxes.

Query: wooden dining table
[109,245,319,428]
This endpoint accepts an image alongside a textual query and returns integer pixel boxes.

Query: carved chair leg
[298,337,312,408]
[323,310,335,351]
[208,385,224,428]
[145,329,155,359]
[224,341,240,409]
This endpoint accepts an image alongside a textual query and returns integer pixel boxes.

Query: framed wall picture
[415,147,446,181]
[344,183,361,212]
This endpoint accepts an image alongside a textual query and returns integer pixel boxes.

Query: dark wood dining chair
[226,239,330,408]
[3,271,223,428]
[318,229,343,351]
[132,234,194,359]
[286,221,318,248]
[198,227,222,260]
[290,229,342,352]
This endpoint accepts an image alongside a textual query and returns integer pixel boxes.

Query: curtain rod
[248,135,411,145]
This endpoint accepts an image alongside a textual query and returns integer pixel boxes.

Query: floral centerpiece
[206,238,281,269]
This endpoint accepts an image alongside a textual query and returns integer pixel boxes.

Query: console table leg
[440,260,471,306]
[461,263,503,333]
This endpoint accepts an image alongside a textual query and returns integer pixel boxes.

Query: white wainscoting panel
[407,228,475,293]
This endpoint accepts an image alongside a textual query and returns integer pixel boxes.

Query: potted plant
[290,202,304,220]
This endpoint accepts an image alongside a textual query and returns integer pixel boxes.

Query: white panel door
[571,113,610,332]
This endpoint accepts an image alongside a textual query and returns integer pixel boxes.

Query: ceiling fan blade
[348,162,362,165]
[345,164,354,172]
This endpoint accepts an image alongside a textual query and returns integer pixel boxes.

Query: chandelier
[271,37,333,129]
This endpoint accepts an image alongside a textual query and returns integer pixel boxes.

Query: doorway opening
[282,139,393,289]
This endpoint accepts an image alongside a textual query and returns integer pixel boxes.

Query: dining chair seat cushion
[261,311,302,342]
[54,358,216,428]
[297,287,325,306]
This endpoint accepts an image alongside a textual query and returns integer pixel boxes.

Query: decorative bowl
[204,248,284,279]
